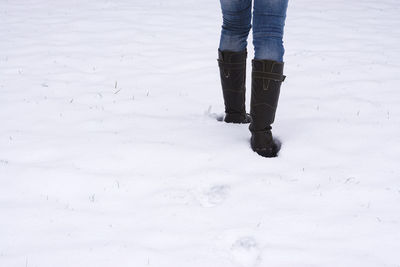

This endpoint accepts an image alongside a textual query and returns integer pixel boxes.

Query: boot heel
[224,113,251,124]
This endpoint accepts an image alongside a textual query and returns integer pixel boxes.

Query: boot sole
[224,113,251,124]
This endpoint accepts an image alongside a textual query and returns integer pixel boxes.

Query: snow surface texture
[1,0,400,266]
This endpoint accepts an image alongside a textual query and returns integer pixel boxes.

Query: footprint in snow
[204,107,224,122]
[230,237,261,267]
[195,184,230,207]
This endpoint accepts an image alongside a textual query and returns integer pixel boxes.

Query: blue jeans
[219,0,288,62]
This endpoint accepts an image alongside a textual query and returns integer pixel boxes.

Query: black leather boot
[218,49,251,123]
[249,59,286,157]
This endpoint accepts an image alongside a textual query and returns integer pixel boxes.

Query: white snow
[1,0,400,266]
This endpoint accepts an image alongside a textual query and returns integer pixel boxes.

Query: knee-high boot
[249,59,286,157]
[218,49,251,123]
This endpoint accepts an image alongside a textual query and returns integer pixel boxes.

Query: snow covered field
[1,0,400,266]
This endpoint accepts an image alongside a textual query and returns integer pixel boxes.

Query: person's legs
[219,0,252,52]
[252,0,288,62]
[218,0,252,123]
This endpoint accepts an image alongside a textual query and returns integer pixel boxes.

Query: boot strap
[252,71,286,82]
[218,60,246,70]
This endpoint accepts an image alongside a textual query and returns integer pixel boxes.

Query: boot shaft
[218,49,247,117]
[249,59,285,132]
